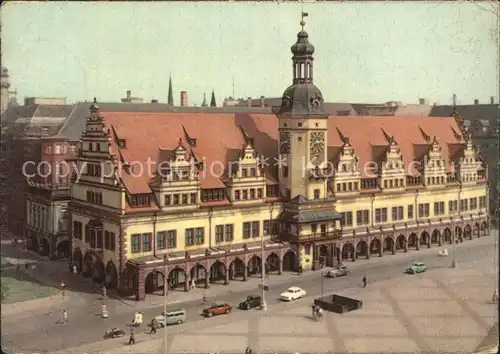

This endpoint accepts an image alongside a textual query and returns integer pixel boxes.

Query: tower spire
[210,89,216,107]
[168,74,174,106]
[201,93,207,107]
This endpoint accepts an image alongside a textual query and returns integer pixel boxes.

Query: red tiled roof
[102,112,465,199]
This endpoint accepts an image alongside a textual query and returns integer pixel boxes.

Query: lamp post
[451,216,457,268]
[163,254,168,353]
[260,224,267,311]
[320,271,324,298]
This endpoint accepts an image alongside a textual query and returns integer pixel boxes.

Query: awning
[282,210,343,223]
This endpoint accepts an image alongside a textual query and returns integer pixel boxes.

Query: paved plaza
[58,256,498,354]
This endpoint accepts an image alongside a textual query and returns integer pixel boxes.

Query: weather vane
[301,11,309,30]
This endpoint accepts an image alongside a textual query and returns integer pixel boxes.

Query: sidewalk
[126,233,497,309]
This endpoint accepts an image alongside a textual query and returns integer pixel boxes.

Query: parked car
[280,286,306,301]
[239,295,262,310]
[202,302,232,317]
[326,265,350,278]
[155,309,187,327]
[406,262,427,274]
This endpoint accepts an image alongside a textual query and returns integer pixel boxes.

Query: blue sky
[2,1,498,105]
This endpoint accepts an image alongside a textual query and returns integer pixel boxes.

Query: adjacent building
[68,19,490,301]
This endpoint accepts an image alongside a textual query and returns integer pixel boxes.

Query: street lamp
[163,254,168,353]
[451,216,457,268]
[320,271,324,298]
[260,223,267,311]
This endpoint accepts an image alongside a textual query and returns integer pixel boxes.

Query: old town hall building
[69,18,490,300]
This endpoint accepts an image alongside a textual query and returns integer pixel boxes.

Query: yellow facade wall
[123,205,281,260]
[71,212,120,266]
[72,183,123,210]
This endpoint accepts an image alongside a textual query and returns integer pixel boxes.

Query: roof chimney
[151,99,158,103]
[247,97,252,108]
[490,96,494,104]
[452,93,457,106]
[180,91,188,107]
[260,96,265,107]
[474,99,479,105]
[418,98,426,105]
[126,90,131,99]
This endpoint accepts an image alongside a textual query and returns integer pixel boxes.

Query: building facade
[69,19,490,300]
[24,137,77,258]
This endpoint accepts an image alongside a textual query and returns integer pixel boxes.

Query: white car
[280,286,306,301]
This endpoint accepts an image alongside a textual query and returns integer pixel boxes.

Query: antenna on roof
[232,72,235,99]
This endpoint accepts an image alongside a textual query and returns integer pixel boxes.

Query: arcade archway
[190,263,207,285]
[39,238,50,256]
[93,260,105,283]
[72,248,83,272]
[266,253,280,273]
[395,235,406,251]
[168,267,187,291]
[420,232,429,246]
[282,251,296,272]
[370,238,381,255]
[105,261,118,288]
[145,270,165,295]
[431,230,441,245]
[318,245,332,267]
[356,240,368,259]
[247,255,262,276]
[464,225,472,239]
[229,258,246,279]
[209,261,226,283]
[341,242,355,261]
[56,240,70,259]
[82,252,94,277]
[383,237,394,254]
[408,233,418,248]
[443,228,452,244]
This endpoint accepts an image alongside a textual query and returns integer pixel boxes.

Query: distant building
[121,90,144,103]
[1,67,18,115]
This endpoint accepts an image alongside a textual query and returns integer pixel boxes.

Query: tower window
[298,123,302,127]
[298,137,302,141]
[284,123,288,127]
[315,123,319,127]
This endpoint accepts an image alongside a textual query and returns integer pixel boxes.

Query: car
[280,286,306,301]
[406,262,427,274]
[202,302,232,317]
[326,265,350,278]
[239,295,262,310]
[155,309,187,327]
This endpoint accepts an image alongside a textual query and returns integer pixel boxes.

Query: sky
[2,1,499,106]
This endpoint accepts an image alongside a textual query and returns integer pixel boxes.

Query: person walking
[362,276,367,288]
[311,304,316,319]
[128,328,135,345]
[60,281,66,297]
[493,289,498,303]
[62,309,68,324]
[149,318,157,334]
[245,346,253,354]
[102,285,107,299]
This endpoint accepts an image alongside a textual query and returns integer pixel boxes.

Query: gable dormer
[153,138,200,211]
[423,136,446,187]
[379,134,405,191]
[333,129,361,195]
[80,98,110,156]
[226,140,266,203]
[458,131,482,184]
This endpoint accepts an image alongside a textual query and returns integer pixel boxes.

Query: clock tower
[276,14,329,200]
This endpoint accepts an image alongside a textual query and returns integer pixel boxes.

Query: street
[2,234,497,353]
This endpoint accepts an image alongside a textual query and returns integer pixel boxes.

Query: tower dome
[275,14,327,117]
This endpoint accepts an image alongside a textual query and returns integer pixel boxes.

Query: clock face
[279,132,290,154]
[309,131,325,164]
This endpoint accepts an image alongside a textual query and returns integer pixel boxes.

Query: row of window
[383,179,404,189]
[130,220,279,253]
[235,188,264,201]
[336,181,359,193]
[165,193,197,206]
[86,163,102,177]
[46,144,76,155]
[73,221,116,251]
[339,197,485,227]
[86,191,103,205]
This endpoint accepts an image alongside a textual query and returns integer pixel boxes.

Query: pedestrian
[311,304,316,319]
[128,329,135,345]
[298,265,303,275]
[315,306,320,319]
[150,318,157,334]
[60,281,66,297]
[72,264,77,274]
[62,309,68,324]
[493,289,498,303]
[191,278,196,289]
[102,285,107,299]
[362,276,367,288]
[245,346,253,354]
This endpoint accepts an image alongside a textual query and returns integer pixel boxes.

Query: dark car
[202,302,232,317]
[239,295,262,310]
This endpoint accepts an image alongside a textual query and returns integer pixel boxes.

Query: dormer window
[202,189,225,202]
[129,194,150,207]
[242,169,248,178]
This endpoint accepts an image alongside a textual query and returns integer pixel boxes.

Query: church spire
[168,74,174,106]
[201,93,208,107]
[210,89,216,107]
